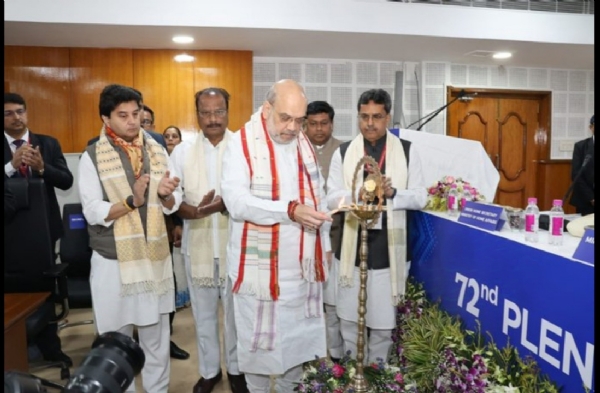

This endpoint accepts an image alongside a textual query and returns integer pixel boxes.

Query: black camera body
[5,332,145,393]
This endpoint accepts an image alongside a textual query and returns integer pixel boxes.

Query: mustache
[206,123,221,128]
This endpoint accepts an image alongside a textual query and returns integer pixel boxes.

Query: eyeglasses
[4,109,26,117]
[198,110,227,118]
[140,119,154,125]
[278,112,306,128]
[358,113,387,122]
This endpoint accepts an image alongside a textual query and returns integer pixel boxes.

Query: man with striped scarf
[221,79,332,393]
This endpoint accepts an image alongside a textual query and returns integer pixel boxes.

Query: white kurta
[221,131,331,375]
[325,142,428,329]
[78,150,181,333]
[170,134,228,259]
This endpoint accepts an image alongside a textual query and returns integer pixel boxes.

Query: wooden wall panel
[192,50,253,132]
[4,46,72,151]
[536,160,575,213]
[69,48,134,153]
[133,50,196,133]
[5,46,253,152]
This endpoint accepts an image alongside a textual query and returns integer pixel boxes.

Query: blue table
[409,211,594,393]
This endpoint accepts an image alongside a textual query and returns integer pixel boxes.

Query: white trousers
[245,364,303,393]
[324,304,344,359]
[115,314,171,393]
[339,318,392,364]
[186,257,240,379]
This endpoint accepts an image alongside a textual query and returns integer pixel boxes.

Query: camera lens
[62,332,145,393]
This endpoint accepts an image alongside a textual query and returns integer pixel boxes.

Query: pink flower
[394,373,404,383]
[445,176,455,184]
[332,364,346,378]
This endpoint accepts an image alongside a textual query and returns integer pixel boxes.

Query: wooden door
[447,88,550,209]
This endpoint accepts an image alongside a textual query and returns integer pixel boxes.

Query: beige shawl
[183,131,230,287]
[96,127,173,296]
[339,131,408,302]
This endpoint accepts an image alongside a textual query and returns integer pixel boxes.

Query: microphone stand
[406,90,467,131]
[416,94,465,131]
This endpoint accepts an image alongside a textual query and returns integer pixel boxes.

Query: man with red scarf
[221,79,332,393]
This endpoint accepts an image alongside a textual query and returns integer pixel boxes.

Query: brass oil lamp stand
[345,156,384,393]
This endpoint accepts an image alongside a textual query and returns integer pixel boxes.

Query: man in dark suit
[4,92,74,366]
[569,115,595,215]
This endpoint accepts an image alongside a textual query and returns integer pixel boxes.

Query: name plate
[572,228,594,264]
[458,201,504,231]
[69,213,87,230]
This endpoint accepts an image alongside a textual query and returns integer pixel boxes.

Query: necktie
[12,139,29,178]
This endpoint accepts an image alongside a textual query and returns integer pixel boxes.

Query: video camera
[4,331,145,393]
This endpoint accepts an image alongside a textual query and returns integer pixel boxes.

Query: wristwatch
[126,195,137,210]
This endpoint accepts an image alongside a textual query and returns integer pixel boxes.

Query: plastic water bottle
[461,185,472,210]
[548,199,564,246]
[524,197,540,243]
[447,184,459,216]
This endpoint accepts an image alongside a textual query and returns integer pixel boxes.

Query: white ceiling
[4,21,594,70]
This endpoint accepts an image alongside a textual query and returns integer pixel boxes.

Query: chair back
[4,178,55,294]
[60,203,93,308]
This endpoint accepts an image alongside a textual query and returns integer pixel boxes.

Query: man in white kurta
[78,84,182,393]
[326,88,427,364]
[221,80,332,393]
[169,87,248,393]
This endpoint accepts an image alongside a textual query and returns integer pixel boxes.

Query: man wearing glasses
[139,105,168,149]
[170,88,248,393]
[326,89,427,364]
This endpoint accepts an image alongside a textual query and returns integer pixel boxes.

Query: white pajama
[323,257,344,359]
[116,315,171,393]
[185,257,239,378]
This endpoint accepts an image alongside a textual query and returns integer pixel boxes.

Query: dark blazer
[87,130,167,149]
[4,132,74,242]
[569,137,594,215]
[4,175,17,224]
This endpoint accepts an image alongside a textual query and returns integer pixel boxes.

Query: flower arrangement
[390,279,560,393]
[297,279,559,393]
[295,355,415,393]
[425,176,485,212]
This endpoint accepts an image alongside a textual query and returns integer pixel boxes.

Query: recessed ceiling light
[172,35,194,44]
[174,53,194,62]
[492,52,512,59]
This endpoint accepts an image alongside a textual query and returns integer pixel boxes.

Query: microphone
[459,91,477,102]
[562,153,593,206]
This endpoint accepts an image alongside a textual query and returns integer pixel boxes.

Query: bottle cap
[528,197,537,204]
[553,199,563,206]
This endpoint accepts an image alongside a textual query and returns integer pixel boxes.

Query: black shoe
[43,351,73,368]
[330,357,341,364]
[227,373,250,393]
[193,371,223,393]
[170,341,190,360]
